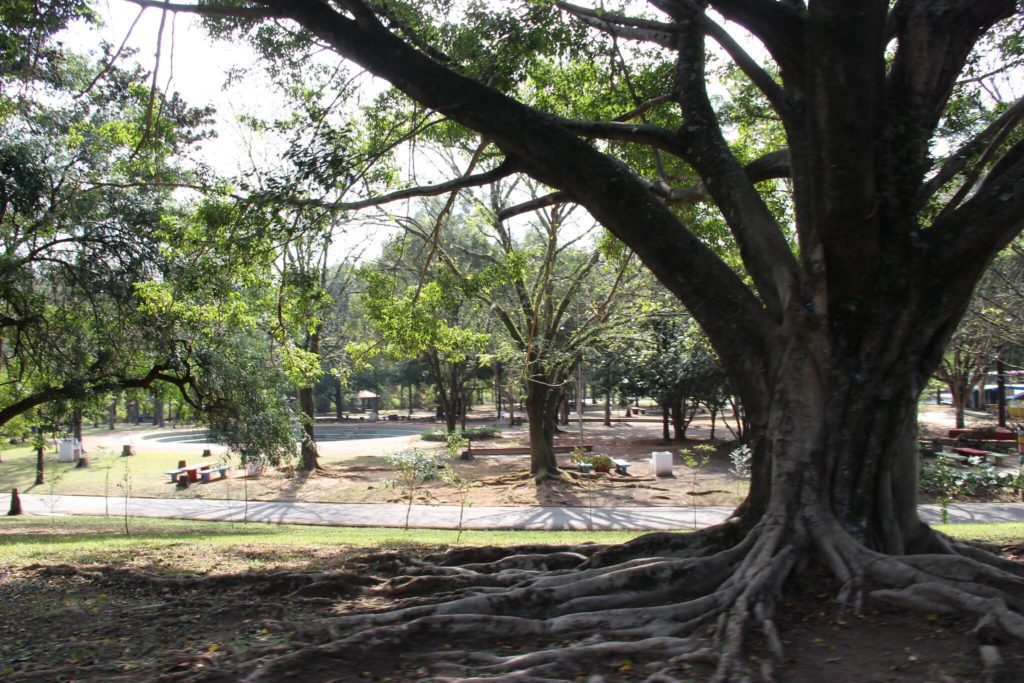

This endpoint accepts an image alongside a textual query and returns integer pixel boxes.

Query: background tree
[0,6,216,430]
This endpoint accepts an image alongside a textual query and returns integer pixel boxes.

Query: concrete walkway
[15,494,1024,531]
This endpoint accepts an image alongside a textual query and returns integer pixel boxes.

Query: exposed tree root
[30,512,1024,681]
[204,508,1024,682]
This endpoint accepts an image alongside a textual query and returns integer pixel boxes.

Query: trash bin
[650,451,673,476]
[58,438,81,463]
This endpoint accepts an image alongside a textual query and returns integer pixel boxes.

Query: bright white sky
[71,2,284,176]
[66,1,412,262]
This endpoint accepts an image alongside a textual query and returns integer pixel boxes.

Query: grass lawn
[0,442,204,499]
[0,515,643,571]
[1,514,1019,572]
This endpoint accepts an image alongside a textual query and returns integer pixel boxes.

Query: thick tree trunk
[72,409,83,450]
[460,386,468,431]
[740,331,931,556]
[671,400,686,441]
[661,403,671,442]
[35,446,44,485]
[951,379,968,429]
[335,382,343,421]
[525,380,559,479]
[153,396,164,428]
[299,331,321,472]
[298,385,320,471]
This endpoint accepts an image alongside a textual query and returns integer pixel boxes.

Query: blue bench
[611,458,631,475]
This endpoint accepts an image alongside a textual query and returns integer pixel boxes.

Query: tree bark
[557,391,569,426]
[153,396,165,428]
[661,403,671,442]
[525,379,559,479]
[35,446,44,486]
[671,400,686,441]
[298,330,321,471]
[72,409,83,450]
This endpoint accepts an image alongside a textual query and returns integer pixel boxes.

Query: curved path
[15,494,1024,531]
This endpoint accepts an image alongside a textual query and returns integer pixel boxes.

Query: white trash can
[58,438,81,462]
[650,450,673,476]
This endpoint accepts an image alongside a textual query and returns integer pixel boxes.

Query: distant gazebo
[355,390,379,413]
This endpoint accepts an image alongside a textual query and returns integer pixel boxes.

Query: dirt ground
[185,402,1018,509]
[45,402,1016,508]
[2,530,1022,682]
[273,419,748,509]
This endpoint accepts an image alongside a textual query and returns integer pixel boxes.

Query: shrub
[920,462,1023,498]
[729,444,752,478]
[420,426,500,442]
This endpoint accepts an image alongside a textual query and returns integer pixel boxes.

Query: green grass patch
[934,522,1024,544]
[0,515,643,570]
[0,439,232,499]
[3,516,1021,574]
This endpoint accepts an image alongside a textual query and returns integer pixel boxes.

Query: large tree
[125,0,1024,679]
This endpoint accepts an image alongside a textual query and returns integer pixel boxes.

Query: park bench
[199,466,230,482]
[935,452,970,467]
[953,446,1017,468]
[952,446,991,458]
[164,463,226,483]
[165,467,189,482]
[987,452,1016,467]
[611,458,631,475]
[461,444,592,458]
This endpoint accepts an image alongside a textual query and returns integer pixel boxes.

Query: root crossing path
[16,494,1024,530]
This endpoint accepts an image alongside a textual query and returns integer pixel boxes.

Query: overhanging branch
[269,159,518,213]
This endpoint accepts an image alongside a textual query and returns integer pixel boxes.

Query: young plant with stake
[681,444,713,530]
[386,448,443,530]
[728,443,752,497]
[116,459,133,536]
[440,432,474,541]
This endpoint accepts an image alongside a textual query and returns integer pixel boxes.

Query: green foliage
[201,333,298,469]
[358,270,490,362]
[420,426,499,442]
[728,444,752,478]
[570,451,614,470]
[385,447,444,530]
[920,461,1024,498]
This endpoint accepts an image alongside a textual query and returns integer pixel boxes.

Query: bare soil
[2,534,1022,682]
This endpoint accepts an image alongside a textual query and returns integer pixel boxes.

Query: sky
[72,1,281,176]
[65,1,413,263]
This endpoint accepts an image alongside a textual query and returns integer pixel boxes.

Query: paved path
[15,494,1024,531]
